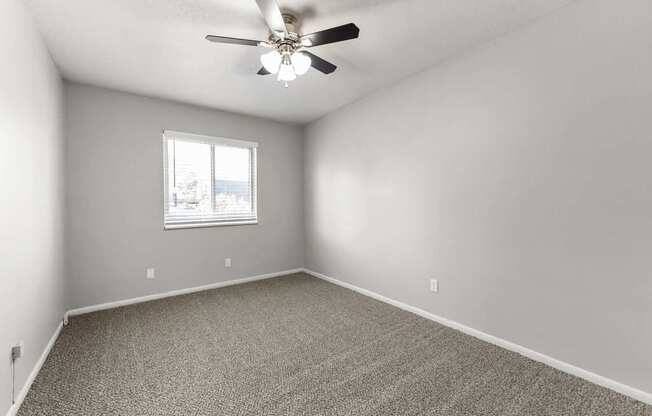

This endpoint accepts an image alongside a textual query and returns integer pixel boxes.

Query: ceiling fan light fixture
[260,50,282,74]
[205,2,360,86]
[291,52,311,75]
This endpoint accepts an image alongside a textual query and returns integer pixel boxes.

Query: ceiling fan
[205,0,360,86]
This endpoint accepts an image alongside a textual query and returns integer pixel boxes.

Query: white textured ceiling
[26,0,573,123]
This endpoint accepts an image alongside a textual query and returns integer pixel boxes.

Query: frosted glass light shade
[277,63,296,81]
[260,50,282,74]
[291,52,311,75]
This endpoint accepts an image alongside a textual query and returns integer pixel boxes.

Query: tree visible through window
[163,131,257,228]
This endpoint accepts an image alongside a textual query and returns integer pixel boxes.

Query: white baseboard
[65,268,304,321]
[302,268,652,406]
[6,322,63,416]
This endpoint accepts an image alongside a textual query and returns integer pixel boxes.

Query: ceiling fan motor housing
[267,14,302,59]
[281,13,299,35]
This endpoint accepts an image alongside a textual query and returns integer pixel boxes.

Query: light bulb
[260,50,281,74]
[277,63,296,82]
[291,52,311,75]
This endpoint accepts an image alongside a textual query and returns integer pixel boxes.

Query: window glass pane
[167,140,212,219]
[214,145,252,215]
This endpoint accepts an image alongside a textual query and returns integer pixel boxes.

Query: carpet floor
[19,273,651,415]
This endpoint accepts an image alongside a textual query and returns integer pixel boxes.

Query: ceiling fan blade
[257,67,271,75]
[303,51,337,74]
[255,0,287,36]
[205,35,262,46]
[301,23,359,47]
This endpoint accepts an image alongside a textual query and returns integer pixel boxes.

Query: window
[163,130,258,229]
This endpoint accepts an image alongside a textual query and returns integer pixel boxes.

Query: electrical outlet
[224,258,232,268]
[430,279,439,293]
[11,342,23,361]
[146,268,155,279]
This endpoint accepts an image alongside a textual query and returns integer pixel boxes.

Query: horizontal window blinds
[163,131,258,228]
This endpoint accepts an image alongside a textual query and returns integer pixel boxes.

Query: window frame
[162,130,259,230]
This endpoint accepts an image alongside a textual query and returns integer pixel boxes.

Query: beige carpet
[18,273,652,415]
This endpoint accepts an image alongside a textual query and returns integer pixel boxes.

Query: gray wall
[0,0,66,414]
[304,0,652,394]
[65,83,304,309]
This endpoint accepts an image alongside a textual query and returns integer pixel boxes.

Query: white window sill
[164,220,258,230]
